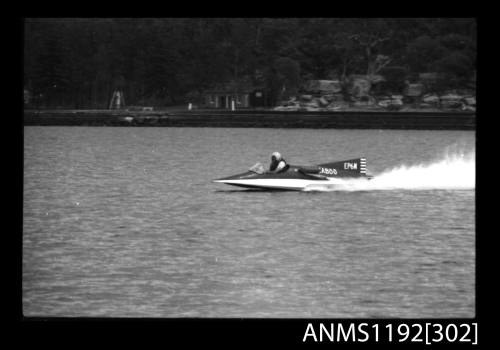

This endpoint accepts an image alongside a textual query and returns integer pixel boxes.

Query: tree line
[24,18,476,109]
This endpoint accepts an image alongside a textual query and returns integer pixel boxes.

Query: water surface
[23,127,475,317]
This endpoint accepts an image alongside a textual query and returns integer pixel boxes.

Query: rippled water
[23,127,475,317]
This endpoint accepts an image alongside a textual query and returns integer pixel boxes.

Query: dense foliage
[24,18,476,108]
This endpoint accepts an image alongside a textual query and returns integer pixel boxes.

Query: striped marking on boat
[360,157,367,174]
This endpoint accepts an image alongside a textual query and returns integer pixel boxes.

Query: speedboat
[213,158,373,191]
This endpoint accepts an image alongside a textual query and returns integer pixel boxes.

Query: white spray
[304,150,475,192]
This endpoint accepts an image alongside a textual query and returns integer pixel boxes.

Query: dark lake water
[23,126,475,317]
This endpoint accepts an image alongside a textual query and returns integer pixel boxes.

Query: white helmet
[271,152,282,161]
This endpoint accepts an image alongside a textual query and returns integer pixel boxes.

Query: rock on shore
[273,78,476,112]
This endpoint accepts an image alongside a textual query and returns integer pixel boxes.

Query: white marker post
[116,91,121,109]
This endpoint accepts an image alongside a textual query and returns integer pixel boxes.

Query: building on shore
[203,81,268,109]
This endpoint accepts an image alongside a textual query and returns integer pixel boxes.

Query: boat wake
[303,150,475,192]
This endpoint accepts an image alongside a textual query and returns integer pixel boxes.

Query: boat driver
[269,152,288,173]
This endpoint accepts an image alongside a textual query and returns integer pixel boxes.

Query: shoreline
[24,108,475,130]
